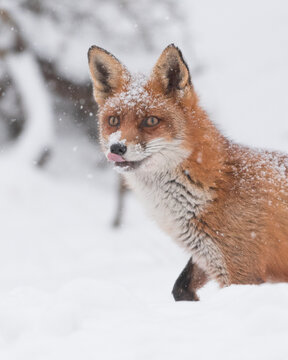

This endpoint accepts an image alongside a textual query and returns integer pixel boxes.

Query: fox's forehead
[101,73,167,116]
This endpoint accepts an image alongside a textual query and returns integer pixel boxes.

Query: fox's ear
[88,46,129,106]
[151,44,192,99]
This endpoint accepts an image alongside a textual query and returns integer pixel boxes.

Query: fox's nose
[110,143,127,156]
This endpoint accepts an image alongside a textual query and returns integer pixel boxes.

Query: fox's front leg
[172,258,208,301]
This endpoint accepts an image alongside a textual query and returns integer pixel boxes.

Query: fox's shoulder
[227,143,288,189]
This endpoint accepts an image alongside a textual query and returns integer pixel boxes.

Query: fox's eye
[108,116,120,126]
[142,116,160,127]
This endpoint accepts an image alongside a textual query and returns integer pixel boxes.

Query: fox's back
[199,143,288,283]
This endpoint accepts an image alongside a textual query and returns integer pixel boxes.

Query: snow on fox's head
[88,44,196,172]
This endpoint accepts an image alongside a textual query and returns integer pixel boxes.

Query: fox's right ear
[88,46,129,106]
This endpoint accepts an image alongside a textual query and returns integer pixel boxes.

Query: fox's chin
[112,150,179,173]
[113,158,148,173]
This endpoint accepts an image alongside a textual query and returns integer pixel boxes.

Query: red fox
[88,44,288,301]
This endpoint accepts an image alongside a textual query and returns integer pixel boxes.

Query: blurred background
[0,1,288,359]
[1,0,288,171]
[0,0,193,169]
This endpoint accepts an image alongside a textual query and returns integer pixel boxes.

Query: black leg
[112,175,126,228]
[172,258,208,301]
[35,147,51,168]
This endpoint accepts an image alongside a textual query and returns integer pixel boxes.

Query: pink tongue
[107,152,126,162]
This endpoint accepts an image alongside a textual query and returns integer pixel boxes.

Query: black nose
[110,143,127,156]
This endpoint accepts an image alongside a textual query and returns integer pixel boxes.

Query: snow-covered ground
[1,148,288,360]
[1,1,288,359]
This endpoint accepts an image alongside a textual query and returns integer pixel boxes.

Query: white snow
[103,73,166,116]
[118,73,149,107]
[108,130,125,147]
[0,159,288,359]
[1,1,288,359]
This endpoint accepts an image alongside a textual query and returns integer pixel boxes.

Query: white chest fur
[125,171,205,240]
[124,169,229,285]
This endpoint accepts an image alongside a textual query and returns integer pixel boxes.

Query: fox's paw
[172,286,199,301]
[172,277,199,301]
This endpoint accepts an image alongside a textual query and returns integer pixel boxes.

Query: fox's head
[88,44,198,173]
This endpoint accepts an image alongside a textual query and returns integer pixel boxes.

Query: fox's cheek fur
[140,137,190,171]
[101,127,190,172]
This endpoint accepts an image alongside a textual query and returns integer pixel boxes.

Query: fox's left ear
[151,44,194,103]
[88,46,129,106]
